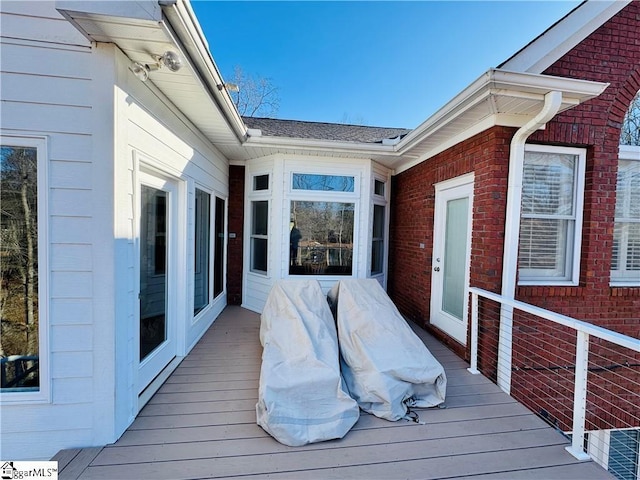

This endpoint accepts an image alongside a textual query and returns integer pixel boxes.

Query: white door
[430,174,474,345]
[138,171,178,392]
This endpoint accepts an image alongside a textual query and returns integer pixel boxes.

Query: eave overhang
[56,0,248,149]
[54,2,609,175]
[391,68,609,174]
[242,69,608,173]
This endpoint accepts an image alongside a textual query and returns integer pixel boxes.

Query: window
[292,173,355,192]
[289,201,354,275]
[1,137,48,399]
[194,189,211,315]
[251,200,268,274]
[611,151,640,284]
[518,146,585,284]
[374,179,385,197]
[253,174,269,191]
[371,204,385,275]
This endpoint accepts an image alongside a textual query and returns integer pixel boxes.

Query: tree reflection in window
[289,201,354,275]
[1,145,40,391]
[292,173,355,192]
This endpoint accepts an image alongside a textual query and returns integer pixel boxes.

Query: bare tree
[1,146,39,358]
[229,66,280,118]
[621,90,640,145]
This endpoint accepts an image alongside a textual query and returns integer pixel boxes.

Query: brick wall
[389,127,513,357]
[520,1,640,335]
[227,165,244,305]
[389,2,640,430]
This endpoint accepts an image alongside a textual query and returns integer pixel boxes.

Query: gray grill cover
[256,280,359,446]
[328,279,447,421]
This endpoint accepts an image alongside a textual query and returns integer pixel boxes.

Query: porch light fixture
[129,51,183,82]
[217,82,239,92]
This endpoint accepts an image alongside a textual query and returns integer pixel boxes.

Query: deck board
[61,305,612,480]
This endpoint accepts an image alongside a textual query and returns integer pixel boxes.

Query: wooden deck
[55,306,612,479]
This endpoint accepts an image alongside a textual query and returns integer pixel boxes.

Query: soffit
[56,9,243,149]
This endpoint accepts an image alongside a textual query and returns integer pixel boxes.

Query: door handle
[434,266,440,272]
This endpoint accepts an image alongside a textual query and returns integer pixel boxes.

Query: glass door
[138,173,178,392]
[430,175,474,344]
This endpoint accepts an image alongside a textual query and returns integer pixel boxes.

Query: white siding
[0,2,232,461]
[0,2,96,460]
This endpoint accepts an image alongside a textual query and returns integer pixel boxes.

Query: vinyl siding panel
[0,2,99,462]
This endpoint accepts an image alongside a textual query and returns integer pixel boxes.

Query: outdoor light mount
[129,50,183,82]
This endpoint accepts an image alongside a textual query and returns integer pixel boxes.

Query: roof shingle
[243,117,411,144]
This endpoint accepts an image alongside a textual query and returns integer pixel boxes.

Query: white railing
[468,286,640,471]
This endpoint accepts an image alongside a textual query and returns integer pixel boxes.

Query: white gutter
[244,134,399,156]
[496,90,563,394]
[396,69,607,156]
[159,0,248,142]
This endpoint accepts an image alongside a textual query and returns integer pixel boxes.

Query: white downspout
[497,90,563,394]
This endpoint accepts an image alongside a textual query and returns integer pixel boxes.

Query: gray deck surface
[55,306,612,479]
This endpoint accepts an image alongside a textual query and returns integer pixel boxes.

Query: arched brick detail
[612,66,640,134]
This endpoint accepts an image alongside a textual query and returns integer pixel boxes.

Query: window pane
[251,238,268,272]
[522,152,576,216]
[519,218,570,277]
[213,196,225,297]
[374,179,385,196]
[253,174,269,191]
[251,200,268,274]
[443,198,469,320]
[615,160,640,219]
[289,201,354,275]
[1,145,40,391]
[372,204,385,237]
[371,204,385,274]
[292,173,355,192]
[612,159,640,282]
[252,201,268,235]
[194,189,211,315]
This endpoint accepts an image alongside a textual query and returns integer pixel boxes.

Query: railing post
[467,291,480,375]
[565,329,591,461]
[497,304,513,394]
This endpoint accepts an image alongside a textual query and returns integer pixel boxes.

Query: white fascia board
[500,0,631,74]
[396,69,608,157]
[161,0,248,142]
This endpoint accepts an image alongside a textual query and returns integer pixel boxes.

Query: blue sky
[191,1,582,128]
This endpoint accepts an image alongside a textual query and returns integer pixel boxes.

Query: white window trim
[611,145,640,286]
[518,144,586,286]
[285,164,361,278]
[0,135,51,404]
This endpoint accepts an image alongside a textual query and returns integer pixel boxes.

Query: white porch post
[566,329,592,461]
[467,290,480,375]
